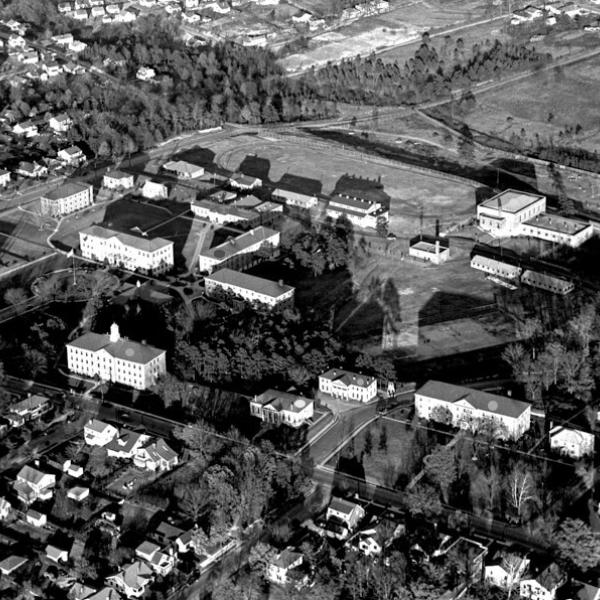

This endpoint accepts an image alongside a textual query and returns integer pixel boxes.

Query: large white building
[415,380,531,440]
[477,190,546,237]
[79,225,174,274]
[41,181,93,217]
[198,226,280,273]
[204,268,294,308]
[318,369,377,403]
[190,199,257,225]
[272,188,318,210]
[326,194,388,229]
[549,425,594,459]
[250,389,314,427]
[66,323,166,390]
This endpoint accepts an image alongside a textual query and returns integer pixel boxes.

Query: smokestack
[435,240,440,255]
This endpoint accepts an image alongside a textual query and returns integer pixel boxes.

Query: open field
[212,133,477,234]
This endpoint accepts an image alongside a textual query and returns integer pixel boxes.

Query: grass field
[0,209,54,270]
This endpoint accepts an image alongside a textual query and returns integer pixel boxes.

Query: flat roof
[206,268,293,298]
[163,160,203,175]
[201,226,278,262]
[81,225,172,253]
[480,189,545,214]
[43,181,91,200]
[411,240,449,254]
[523,213,591,236]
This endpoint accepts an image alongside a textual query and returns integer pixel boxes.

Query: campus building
[326,194,388,229]
[318,369,377,403]
[519,213,594,248]
[408,235,450,265]
[198,226,280,273]
[204,268,294,308]
[549,425,594,459]
[415,380,531,440]
[271,188,318,210]
[477,190,546,237]
[40,181,93,217]
[79,225,174,274]
[250,389,314,427]
[66,323,166,390]
[190,199,258,225]
[470,254,523,280]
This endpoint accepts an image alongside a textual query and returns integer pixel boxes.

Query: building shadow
[238,155,271,183]
[418,290,494,328]
[332,174,391,208]
[276,173,323,196]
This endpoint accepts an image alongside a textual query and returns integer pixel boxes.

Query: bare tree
[179,484,208,523]
[507,464,537,522]
[501,553,527,599]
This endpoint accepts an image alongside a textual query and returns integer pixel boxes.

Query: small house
[25,509,47,527]
[67,487,90,502]
[46,544,69,563]
[84,419,119,447]
[326,497,365,530]
[0,555,27,576]
[267,548,307,586]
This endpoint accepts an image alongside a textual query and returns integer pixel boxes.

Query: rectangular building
[318,368,377,403]
[415,380,531,439]
[272,188,318,210]
[79,225,174,274]
[521,270,574,295]
[66,323,166,390]
[520,213,594,248]
[470,254,522,280]
[409,236,450,265]
[162,160,204,179]
[190,199,258,225]
[41,181,93,217]
[250,389,314,427]
[477,190,546,237]
[326,194,388,229]
[103,170,134,190]
[549,425,594,459]
[205,268,294,308]
[198,226,280,274]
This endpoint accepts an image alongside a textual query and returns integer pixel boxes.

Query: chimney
[109,322,120,343]
[435,240,440,254]
[278,279,284,287]
[136,280,141,288]
[250,229,255,236]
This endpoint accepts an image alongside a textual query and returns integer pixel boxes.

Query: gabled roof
[87,588,121,600]
[26,508,45,521]
[85,419,116,435]
[271,548,302,569]
[17,465,53,486]
[206,268,293,299]
[68,582,96,600]
[320,368,375,388]
[106,430,147,454]
[46,544,68,560]
[120,560,153,589]
[253,389,312,413]
[154,521,184,542]
[0,555,27,574]
[104,169,133,181]
[329,496,360,515]
[416,380,531,419]
[80,225,172,253]
[201,226,278,262]
[136,540,160,558]
[533,562,564,591]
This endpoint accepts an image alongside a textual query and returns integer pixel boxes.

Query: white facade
[549,426,593,458]
[66,323,166,390]
[162,160,204,179]
[13,122,38,137]
[190,200,256,225]
[415,380,531,440]
[84,419,119,446]
[520,214,594,248]
[485,557,530,589]
[477,190,546,237]
[326,194,388,229]
[267,550,304,585]
[142,180,168,199]
[106,561,154,598]
[41,182,93,217]
[15,466,56,504]
[0,170,9,187]
[133,439,178,472]
[326,497,365,529]
[272,188,318,210]
[470,255,523,280]
[79,225,174,274]
[318,369,377,403]
[250,390,314,427]
[58,146,85,165]
[0,498,11,520]
[409,239,449,264]
[103,170,134,190]
[136,67,156,81]
[49,114,72,132]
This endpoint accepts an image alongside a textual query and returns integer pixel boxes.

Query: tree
[247,542,277,577]
[404,483,443,517]
[423,445,457,503]
[501,553,527,599]
[506,464,537,522]
[378,424,388,453]
[172,419,222,464]
[179,484,208,523]
[555,518,600,571]
[363,428,373,456]
[4,287,27,309]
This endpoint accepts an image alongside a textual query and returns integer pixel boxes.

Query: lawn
[0,208,54,269]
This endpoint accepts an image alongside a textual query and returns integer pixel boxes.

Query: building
[136,66,156,81]
[250,389,314,427]
[567,581,600,600]
[141,179,168,200]
[477,190,546,237]
[326,497,365,530]
[0,169,10,187]
[271,187,318,210]
[198,226,280,273]
[25,509,46,527]
[12,121,38,137]
[79,225,174,274]
[470,254,523,280]
[133,438,178,472]
[58,145,86,165]
[66,323,166,390]
[521,269,574,295]
[103,170,134,190]
[267,549,307,586]
[190,199,258,225]
[163,160,204,179]
[0,556,27,576]
[49,114,72,133]
[520,213,594,248]
[326,193,388,229]
[46,545,69,562]
[52,32,73,45]
[229,172,261,190]
[87,588,121,600]
[135,541,175,576]
[408,235,450,265]
[415,380,531,440]
[0,497,11,520]
[106,430,150,459]
[67,486,90,502]
[14,465,56,504]
[106,561,154,598]
[549,425,594,458]
[205,268,295,308]
[9,394,50,421]
[318,368,377,403]
[520,563,565,600]
[16,161,47,178]
[41,182,93,217]
[84,419,119,446]
[68,583,97,600]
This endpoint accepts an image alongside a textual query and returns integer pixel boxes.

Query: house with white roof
[12,121,38,137]
[9,394,50,421]
[477,190,546,237]
[25,509,47,527]
[409,235,450,265]
[326,193,388,229]
[141,179,168,200]
[250,389,314,427]
[79,225,174,274]
[16,161,47,178]
[49,113,73,133]
[415,380,531,440]
[326,497,365,529]
[67,486,90,502]
[0,497,11,520]
[229,172,262,190]
[267,548,307,586]
[135,541,176,576]
[52,33,74,46]
[103,170,134,190]
[14,465,56,504]
[0,169,10,187]
[136,66,156,81]
[106,560,154,598]
[106,430,151,459]
[470,253,523,280]
[549,425,594,458]
[272,187,318,210]
[318,368,377,403]
[162,160,204,179]
[84,419,119,446]
[66,323,166,390]
[133,438,178,472]
[0,555,28,576]
[46,544,69,563]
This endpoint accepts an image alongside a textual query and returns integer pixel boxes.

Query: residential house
[57,2,73,12]
[16,161,48,178]
[549,425,594,458]
[354,532,382,556]
[267,548,307,586]
[250,389,314,427]
[69,39,87,52]
[229,172,261,190]
[84,419,119,447]
[133,438,179,472]
[12,121,38,137]
[162,160,204,179]
[103,170,134,190]
[72,8,89,19]
[68,464,84,478]
[153,521,187,552]
[106,429,151,459]
[87,588,121,600]
[49,113,73,133]
[68,583,97,600]
[318,368,377,403]
[136,66,156,81]
[326,193,389,229]
[271,187,318,210]
[326,497,365,530]
[67,486,90,502]
[79,225,174,274]
[58,145,86,165]
[52,33,74,46]
[135,541,176,576]
[204,268,295,309]
[106,560,154,598]
[408,235,450,265]
[415,380,531,440]
[566,581,600,600]
[0,555,28,576]
[485,551,530,591]
[9,394,50,421]
[141,179,168,200]
[43,61,63,77]
[67,323,166,390]
[14,465,56,504]
[7,33,26,50]
[520,563,565,600]
[0,497,11,520]
[0,169,10,187]
[41,181,93,217]
[46,544,69,563]
[25,509,46,527]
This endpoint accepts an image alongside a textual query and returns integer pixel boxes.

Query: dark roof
[42,181,91,200]
[206,268,293,298]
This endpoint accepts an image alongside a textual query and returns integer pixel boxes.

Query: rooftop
[521,269,573,292]
[43,181,91,201]
[253,389,313,413]
[411,240,448,254]
[206,268,293,298]
[105,169,133,180]
[192,199,256,220]
[329,496,360,515]
[81,225,173,253]
[417,380,531,419]
[271,548,303,569]
[330,193,379,211]
[85,418,114,434]
[17,465,53,486]
[523,212,591,236]
[163,160,203,175]
[10,394,48,413]
[201,226,278,262]
[0,555,27,574]
[479,189,545,214]
[320,368,376,388]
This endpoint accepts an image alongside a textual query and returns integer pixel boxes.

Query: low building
[520,563,565,600]
[470,254,523,280]
[79,225,174,274]
[520,213,594,248]
[485,552,530,590]
[0,169,10,187]
[477,190,546,237]
[415,380,531,440]
[25,509,47,527]
[106,430,150,459]
[106,561,154,598]
[135,541,175,576]
[133,438,178,472]
[66,323,166,390]
[250,389,314,427]
[205,268,295,308]
[14,465,56,504]
[549,425,593,458]
[49,113,72,133]
[521,269,574,295]
[0,497,11,520]
[318,368,377,403]
[41,181,93,217]
[103,170,134,190]
[190,199,258,225]
[141,179,168,200]
[326,193,388,229]
[67,486,90,502]
[408,235,450,265]
[326,497,365,530]
[162,160,204,179]
[229,172,261,190]
[52,32,73,45]
[12,121,38,137]
[84,419,119,446]
[68,583,97,600]
[271,187,318,210]
[198,226,280,274]
[136,66,156,81]
[9,394,50,421]
[16,161,47,179]
[267,549,307,586]
[58,145,85,165]
[46,545,69,563]
[0,555,27,576]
